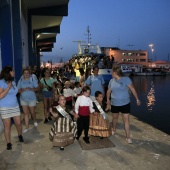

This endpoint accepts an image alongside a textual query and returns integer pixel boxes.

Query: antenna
[84,26,91,46]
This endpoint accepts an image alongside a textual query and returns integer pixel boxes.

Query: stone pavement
[0,101,170,170]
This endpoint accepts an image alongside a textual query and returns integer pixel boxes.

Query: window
[139,53,146,56]
[127,59,134,62]
[140,59,146,62]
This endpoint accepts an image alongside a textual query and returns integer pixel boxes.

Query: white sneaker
[34,122,38,127]
[126,138,133,144]
[22,128,29,133]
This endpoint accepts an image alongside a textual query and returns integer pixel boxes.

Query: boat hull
[75,68,131,84]
[134,72,166,76]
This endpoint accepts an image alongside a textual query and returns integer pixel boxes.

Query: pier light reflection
[147,81,156,111]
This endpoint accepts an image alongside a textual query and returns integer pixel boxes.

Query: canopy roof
[22,0,69,52]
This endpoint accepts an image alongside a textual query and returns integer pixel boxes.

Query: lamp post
[149,44,154,61]
[109,48,112,59]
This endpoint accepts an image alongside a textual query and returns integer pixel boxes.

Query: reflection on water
[130,76,170,135]
[147,81,156,111]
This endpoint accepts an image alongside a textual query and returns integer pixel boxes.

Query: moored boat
[133,71,166,76]
[72,26,132,83]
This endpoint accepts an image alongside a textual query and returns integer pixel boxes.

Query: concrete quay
[0,101,170,170]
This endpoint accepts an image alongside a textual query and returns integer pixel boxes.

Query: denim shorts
[42,91,53,98]
[111,103,130,114]
[20,100,36,107]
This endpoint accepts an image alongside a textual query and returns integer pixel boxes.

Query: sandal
[111,128,115,135]
[126,138,132,144]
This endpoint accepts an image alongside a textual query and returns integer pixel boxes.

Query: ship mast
[86,26,91,46]
[84,26,91,53]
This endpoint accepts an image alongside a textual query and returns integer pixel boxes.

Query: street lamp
[109,48,112,59]
[149,44,153,49]
[151,48,154,54]
[149,44,154,62]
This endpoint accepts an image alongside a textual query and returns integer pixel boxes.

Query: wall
[21,13,29,67]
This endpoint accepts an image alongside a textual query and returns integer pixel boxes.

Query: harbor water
[130,75,170,135]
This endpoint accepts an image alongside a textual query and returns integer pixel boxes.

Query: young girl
[49,95,78,150]
[74,86,95,144]
[63,81,77,109]
[53,82,63,107]
[73,82,82,96]
[89,91,112,138]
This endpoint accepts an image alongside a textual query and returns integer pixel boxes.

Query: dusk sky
[41,0,170,63]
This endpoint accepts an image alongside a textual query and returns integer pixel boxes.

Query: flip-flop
[111,128,115,135]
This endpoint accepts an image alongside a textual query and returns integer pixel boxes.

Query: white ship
[72,26,132,84]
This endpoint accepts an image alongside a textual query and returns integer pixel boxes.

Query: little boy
[74,86,95,143]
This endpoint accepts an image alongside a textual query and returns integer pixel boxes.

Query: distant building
[150,60,170,69]
[100,47,149,66]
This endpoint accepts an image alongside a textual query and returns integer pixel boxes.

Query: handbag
[0,116,4,135]
[43,78,52,91]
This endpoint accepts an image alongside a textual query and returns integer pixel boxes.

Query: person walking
[74,86,96,144]
[17,68,39,133]
[85,65,105,101]
[40,68,55,123]
[0,66,24,150]
[79,68,85,87]
[106,65,141,144]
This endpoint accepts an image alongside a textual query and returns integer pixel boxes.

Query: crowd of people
[68,54,115,70]
[0,62,141,151]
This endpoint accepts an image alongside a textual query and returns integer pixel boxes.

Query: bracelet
[137,99,140,102]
